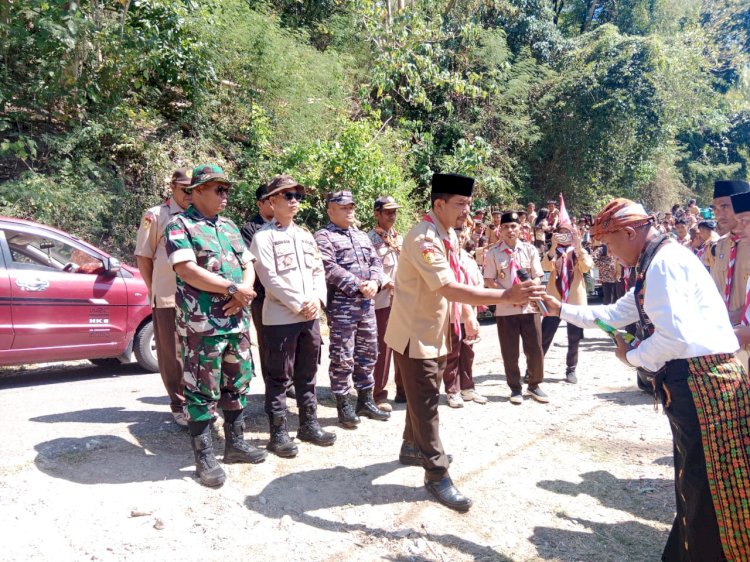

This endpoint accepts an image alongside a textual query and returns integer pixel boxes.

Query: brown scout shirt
[484,241,543,316]
[134,198,184,308]
[385,211,457,359]
[706,234,750,314]
[541,246,594,306]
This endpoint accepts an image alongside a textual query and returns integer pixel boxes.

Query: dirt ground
[0,319,676,562]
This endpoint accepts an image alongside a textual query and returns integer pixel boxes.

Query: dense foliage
[0,0,748,258]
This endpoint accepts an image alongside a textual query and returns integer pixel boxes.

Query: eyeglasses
[281,191,304,202]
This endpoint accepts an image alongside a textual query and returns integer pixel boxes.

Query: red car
[0,217,157,371]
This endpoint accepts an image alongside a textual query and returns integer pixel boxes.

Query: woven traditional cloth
[724,235,740,308]
[687,354,750,560]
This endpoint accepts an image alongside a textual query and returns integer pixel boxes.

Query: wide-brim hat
[431,173,474,197]
[189,164,231,189]
[714,179,750,199]
[265,175,305,198]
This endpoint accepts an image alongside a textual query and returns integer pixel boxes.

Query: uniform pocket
[275,248,297,272]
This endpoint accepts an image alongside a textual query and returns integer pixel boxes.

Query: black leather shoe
[398,441,452,466]
[424,476,472,512]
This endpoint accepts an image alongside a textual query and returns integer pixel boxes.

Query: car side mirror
[103,257,121,276]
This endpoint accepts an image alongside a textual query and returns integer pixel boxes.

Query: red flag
[558,193,572,229]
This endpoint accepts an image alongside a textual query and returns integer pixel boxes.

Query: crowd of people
[135,165,750,560]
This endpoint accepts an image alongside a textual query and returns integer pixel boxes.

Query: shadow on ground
[245,460,513,561]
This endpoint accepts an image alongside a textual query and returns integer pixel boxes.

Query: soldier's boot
[266,413,299,458]
[335,393,360,428]
[297,405,336,446]
[189,422,226,488]
[223,418,268,464]
[356,388,391,421]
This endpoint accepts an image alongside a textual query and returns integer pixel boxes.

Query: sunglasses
[280,191,304,201]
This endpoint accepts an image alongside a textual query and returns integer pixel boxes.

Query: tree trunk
[553,0,565,26]
[385,0,392,27]
[581,0,598,33]
[397,0,405,11]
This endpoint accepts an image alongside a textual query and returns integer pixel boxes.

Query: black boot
[189,423,226,488]
[223,419,268,464]
[297,404,336,446]
[267,413,298,458]
[335,393,360,428]
[356,388,390,421]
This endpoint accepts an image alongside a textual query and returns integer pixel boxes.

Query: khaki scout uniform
[385,211,457,482]
[485,241,545,391]
[134,198,184,414]
[706,235,750,315]
[540,244,594,377]
[250,221,327,416]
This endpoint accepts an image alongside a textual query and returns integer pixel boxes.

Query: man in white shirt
[542,198,750,562]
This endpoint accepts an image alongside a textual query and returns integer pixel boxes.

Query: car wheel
[134,319,159,373]
[89,358,121,367]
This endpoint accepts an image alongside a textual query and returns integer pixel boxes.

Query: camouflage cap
[265,175,305,198]
[188,164,231,189]
[327,191,354,205]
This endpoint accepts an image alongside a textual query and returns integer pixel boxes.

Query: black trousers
[541,315,583,370]
[657,361,724,562]
[394,345,450,482]
[263,320,320,415]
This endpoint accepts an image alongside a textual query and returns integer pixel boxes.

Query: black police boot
[356,388,391,421]
[297,405,336,446]
[223,419,268,464]
[335,393,360,428]
[267,413,298,458]
[189,423,226,488]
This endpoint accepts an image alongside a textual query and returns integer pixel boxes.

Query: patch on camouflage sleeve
[168,228,186,241]
[420,241,436,265]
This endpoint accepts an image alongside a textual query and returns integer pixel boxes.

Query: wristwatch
[226,283,238,298]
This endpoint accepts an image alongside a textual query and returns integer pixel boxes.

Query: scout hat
[326,191,354,205]
[265,175,305,198]
[500,211,519,224]
[730,191,750,214]
[431,173,474,197]
[713,179,750,199]
[170,168,191,186]
[373,196,401,211]
[188,164,231,189]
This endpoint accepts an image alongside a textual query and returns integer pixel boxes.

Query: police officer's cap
[374,196,401,211]
[326,191,355,206]
[714,179,750,200]
[431,173,474,197]
[500,211,519,225]
[171,168,191,186]
[265,175,305,198]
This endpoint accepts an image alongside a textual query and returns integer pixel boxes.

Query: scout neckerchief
[555,246,575,303]
[633,234,673,340]
[622,266,631,291]
[374,226,400,253]
[422,214,462,334]
[503,244,520,285]
[724,234,741,308]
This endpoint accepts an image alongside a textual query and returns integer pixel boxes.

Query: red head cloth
[590,198,653,239]
[558,193,572,230]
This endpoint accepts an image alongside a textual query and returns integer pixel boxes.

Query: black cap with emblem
[500,211,520,224]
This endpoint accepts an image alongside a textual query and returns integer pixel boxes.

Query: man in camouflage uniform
[166,163,266,488]
[315,191,390,428]
[135,168,191,427]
